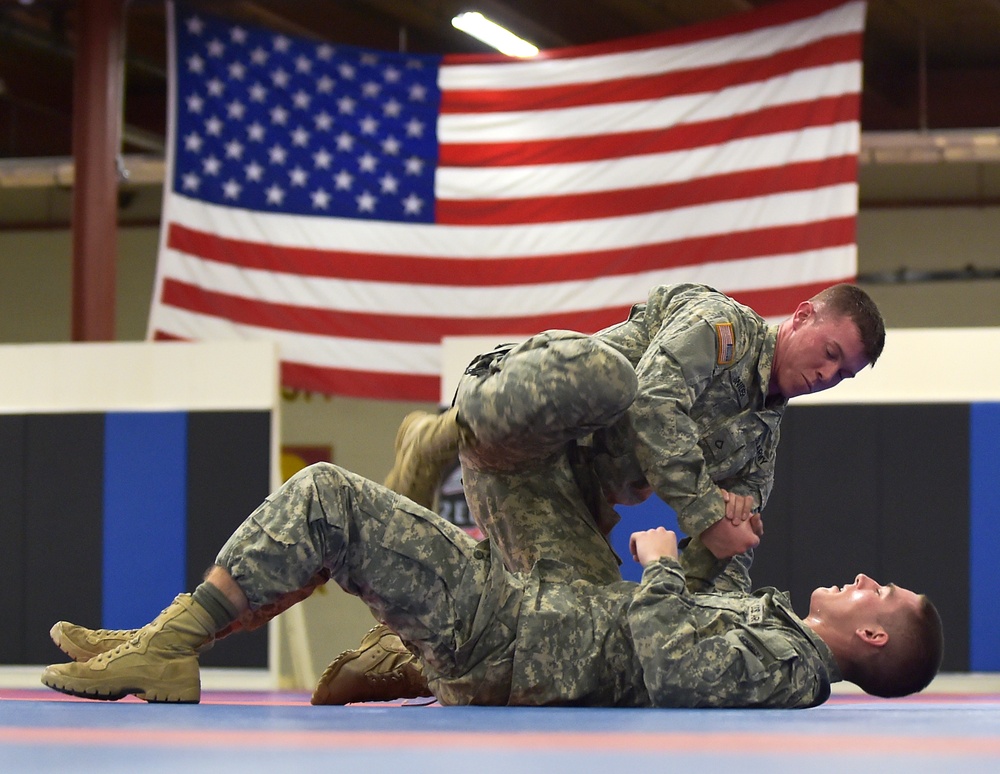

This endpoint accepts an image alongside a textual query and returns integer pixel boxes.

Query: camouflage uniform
[456,283,784,576]
[217,462,839,707]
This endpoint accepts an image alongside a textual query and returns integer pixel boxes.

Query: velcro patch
[715,322,735,365]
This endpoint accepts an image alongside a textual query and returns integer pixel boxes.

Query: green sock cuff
[192,582,240,630]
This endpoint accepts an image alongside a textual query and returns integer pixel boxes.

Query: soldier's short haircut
[809,284,886,366]
[853,595,944,698]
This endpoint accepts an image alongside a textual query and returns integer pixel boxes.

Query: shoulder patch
[714,322,735,365]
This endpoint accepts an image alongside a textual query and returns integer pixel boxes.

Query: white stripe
[151,305,443,376]
[437,122,858,200]
[439,63,860,144]
[439,2,865,90]
[155,245,856,319]
[165,183,857,259]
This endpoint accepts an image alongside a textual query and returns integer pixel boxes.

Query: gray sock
[192,581,240,630]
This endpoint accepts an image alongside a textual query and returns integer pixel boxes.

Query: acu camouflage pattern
[215,462,837,707]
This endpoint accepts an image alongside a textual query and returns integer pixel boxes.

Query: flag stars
[290,125,310,146]
[250,47,269,66]
[202,155,222,175]
[359,115,379,135]
[244,161,264,181]
[268,144,288,164]
[314,111,334,131]
[360,53,379,66]
[408,83,427,102]
[222,178,242,199]
[358,152,379,173]
[383,98,402,118]
[379,173,399,194]
[186,93,204,113]
[270,105,289,125]
[183,132,203,152]
[295,55,312,74]
[271,68,291,88]
[204,115,224,136]
[405,118,425,138]
[249,82,268,102]
[226,100,246,120]
[316,44,334,60]
[313,148,333,169]
[224,139,244,159]
[362,81,382,99]
[292,90,311,110]
[335,132,355,152]
[316,75,335,94]
[289,166,309,186]
[265,184,285,205]
[383,66,401,84]
[402,193,424,215]
[228,61,247,80]
[206,78,225,97]
[356,190,377,213]
[404,156,425,175]
[337,96,356,115]
[206,38,225,57]
[184,15,205,35]
[338,62,356,80]
[381,136,401,155]
[311,188,331,209]
[246,121,266,141]
[334,170,354,190]
[273,35,291,54]
[230,26,248,45]
[181,172,200,191]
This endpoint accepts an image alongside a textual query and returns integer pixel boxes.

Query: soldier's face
[773,305,869,399]
[808,574,921,631]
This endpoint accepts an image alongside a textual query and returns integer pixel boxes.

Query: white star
[311,188,331,209]
[245,161,264,181]
[334,169,354,190]
[184,132,203,152]
[383,66,401,83]
[336,132,355,152]
[317,75,335,94]
[295,55,312,74]
[270,105,289,125]
[337,96,357,115]
[251,47,269,66]
[247,122,266,141]
[249,82,268,102]
[228,61,247,80]
[362,81,382,98]
[404,156,425,175]
[313,148,332,169]
[289,166,308,186]
[314,111,334,131]
[206,78,225,97]
[402,193,424,215]
[187,54,205,74]
[291,125,310,146]
[226,100,245,120]
[316,44,335,61]
[230,26,248,45]
[338,62,356,80]
[379,173,399,194]
[207,38,225,57]
[204,116,224,136]
[202,156,221,175]
[292,90,311,110]
[271,68,290,89]
[265,184,285,205]
[222,178,242,199]
[268,144,288,164]
[406,118,425,138]
[359,115,379,135]
[358,152,378,173]
[381,136,401,155]
[383,98,402,118]
[356,190,377,212]
[360,53,379,66]
[186,93,204,113]
[409,83,427,102]
[185,15,205,35]
[405,58,424,70]
[273,35,291,53]
[224,139,244,159]
[182,172,201,191]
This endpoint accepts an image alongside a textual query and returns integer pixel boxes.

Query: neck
[768,320,792,397]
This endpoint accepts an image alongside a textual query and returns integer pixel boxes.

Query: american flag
[150,0,866,402]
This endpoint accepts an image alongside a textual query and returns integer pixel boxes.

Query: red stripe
[436,156,858,225]
[281,362,440,402]
[729,278,856,319]
[442,0,857,65]
[159,278,633,342]
[167,217,856,286]
[440,35,860,115]
[439,96,858,167]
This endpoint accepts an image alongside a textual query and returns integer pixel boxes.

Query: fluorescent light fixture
[452,11,539,57]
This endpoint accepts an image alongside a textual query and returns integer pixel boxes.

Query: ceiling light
[451,12,539,58]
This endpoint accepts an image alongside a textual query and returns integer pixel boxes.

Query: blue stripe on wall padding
[970,403,1000,671]
[103,412,188,628]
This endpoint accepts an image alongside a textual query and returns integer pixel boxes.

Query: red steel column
[71,0,125,341]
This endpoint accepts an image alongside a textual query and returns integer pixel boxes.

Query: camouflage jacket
[594,283,786,538]
[508,555,839,708]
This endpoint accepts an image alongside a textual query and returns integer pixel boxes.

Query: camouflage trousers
[216,462,523,705]
[455,331,638,585]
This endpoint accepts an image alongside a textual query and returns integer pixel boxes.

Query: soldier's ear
[855,626,888,649]
[790,301,814,329]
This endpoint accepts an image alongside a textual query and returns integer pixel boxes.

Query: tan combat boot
[383,408,462,509]
[311,623,431,705]
[50,622,138,662]
[40,594,216,703]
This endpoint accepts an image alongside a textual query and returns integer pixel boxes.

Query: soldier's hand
[700,515,761,559]
[720,489,756,525]
[629,527,678,566]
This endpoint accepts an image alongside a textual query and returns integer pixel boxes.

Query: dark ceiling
[2,0,1000,160]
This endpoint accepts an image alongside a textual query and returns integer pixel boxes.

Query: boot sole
[41,672,200,703]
